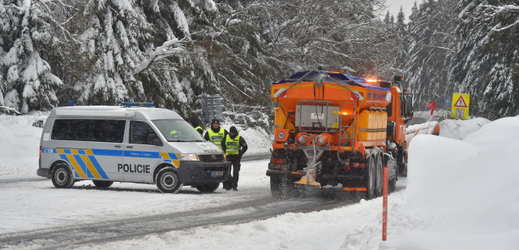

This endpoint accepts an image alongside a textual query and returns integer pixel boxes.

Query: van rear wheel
[156,168,182,193]
[52,165,74,188]
[93,180,113,189]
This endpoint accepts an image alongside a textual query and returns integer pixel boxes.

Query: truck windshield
[152,119,204,142]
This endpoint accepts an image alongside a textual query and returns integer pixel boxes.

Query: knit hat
[188,117,199,127]
[212,119,220,125]
[229,126,238,134]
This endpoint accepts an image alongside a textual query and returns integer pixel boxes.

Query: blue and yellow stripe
[56,148,109,179]
[160,152,180,168]
[42,148,180,179]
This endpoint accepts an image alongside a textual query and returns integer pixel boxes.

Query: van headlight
[180,153,199,161]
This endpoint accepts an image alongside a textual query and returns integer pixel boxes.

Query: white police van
[37,103,230,193]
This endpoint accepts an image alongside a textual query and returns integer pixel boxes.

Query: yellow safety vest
[225,134,240,156]
[207,128,225,149]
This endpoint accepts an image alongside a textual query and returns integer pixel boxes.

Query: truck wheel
[374,153,384,197]
[196,183,220,193]
[365,155,375,200]
[270,176,295,200]
[93,180,113,189]
[52,165,74,189]
[156,168,182,193]
[397,151,407,177]
[389,179,397,192]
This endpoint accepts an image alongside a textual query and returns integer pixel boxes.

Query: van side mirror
[148,134,163,146]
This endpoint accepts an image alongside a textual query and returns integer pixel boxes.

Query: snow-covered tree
[393,0,457,110]
[0,0,407,121]
[396,7,406,33]
[0,0,62,113]
[450,0,519,119]
[254,0,396,78]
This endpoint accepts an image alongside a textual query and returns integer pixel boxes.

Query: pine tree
[0,0,62,113]
[0,0,408,119]
[394,0,457,110]
[396,7,406,33]
[256,0,396,77]
[384,11,393,25]
[450,0,519,119]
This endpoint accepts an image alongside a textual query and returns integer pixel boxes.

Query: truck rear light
[271,158,287,164]
[39,146,42,158]
[350,162,363,168]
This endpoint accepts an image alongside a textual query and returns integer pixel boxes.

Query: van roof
[49,106,183,120]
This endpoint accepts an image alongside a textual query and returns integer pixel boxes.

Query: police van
[37,103,230,193]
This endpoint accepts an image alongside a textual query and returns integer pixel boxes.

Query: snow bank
[0,113,45,176]
[382,116,519,249]
[439,117,491,140]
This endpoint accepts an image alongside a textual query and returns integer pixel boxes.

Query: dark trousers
[224,156,241,189]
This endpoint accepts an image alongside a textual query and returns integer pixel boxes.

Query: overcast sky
[386,0,417,22]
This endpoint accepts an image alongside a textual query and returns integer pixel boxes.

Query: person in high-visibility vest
[187,116,203,136]
[204,118,228,150]
[221,126,247,191]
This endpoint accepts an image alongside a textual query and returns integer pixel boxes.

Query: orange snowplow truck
[266,69,413,200]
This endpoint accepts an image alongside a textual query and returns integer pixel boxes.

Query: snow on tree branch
[481,4,519,32]
[217,73,253,100]
[134,38,187,75]
[492,20,519,32]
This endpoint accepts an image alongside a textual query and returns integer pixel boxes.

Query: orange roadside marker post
[382,166,388,241]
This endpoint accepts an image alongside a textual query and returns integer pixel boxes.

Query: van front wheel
[196,183,220,193]
[93,180,113,189]
[156,168,182,193]
[52,165,74,188]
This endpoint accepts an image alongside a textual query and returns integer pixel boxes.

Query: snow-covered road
[0,158,391,249]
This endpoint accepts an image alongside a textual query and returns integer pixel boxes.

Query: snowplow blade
[294,176,321,188]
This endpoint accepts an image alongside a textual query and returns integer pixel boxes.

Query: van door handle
[114,145,122,148]
[126,146,133,149]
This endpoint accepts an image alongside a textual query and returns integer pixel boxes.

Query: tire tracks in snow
[0,194,358,249]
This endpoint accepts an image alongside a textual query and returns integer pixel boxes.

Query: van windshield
[152,119,204,142]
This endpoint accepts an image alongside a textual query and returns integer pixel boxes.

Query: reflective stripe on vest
[225,134,240,155]
[208,128,225,149]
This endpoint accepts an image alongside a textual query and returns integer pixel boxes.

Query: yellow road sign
[451,93,470,119]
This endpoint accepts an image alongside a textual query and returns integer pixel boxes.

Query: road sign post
[451,93,470,120]
[201,94,224,124]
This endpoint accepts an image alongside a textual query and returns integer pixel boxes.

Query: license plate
[211,171,223,177]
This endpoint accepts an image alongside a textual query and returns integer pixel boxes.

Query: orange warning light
[366,78,378,84]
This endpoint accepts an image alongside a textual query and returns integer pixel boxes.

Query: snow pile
[439,117,491,140]
[2,114,519,250]
[381,116,519,249]
[0,112,46,177]
[406,121,440,135]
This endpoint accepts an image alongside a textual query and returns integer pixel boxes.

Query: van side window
[130,121,157,145]
[52,119,90,141]
[90,120,126,143]
[52,119,125,142]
